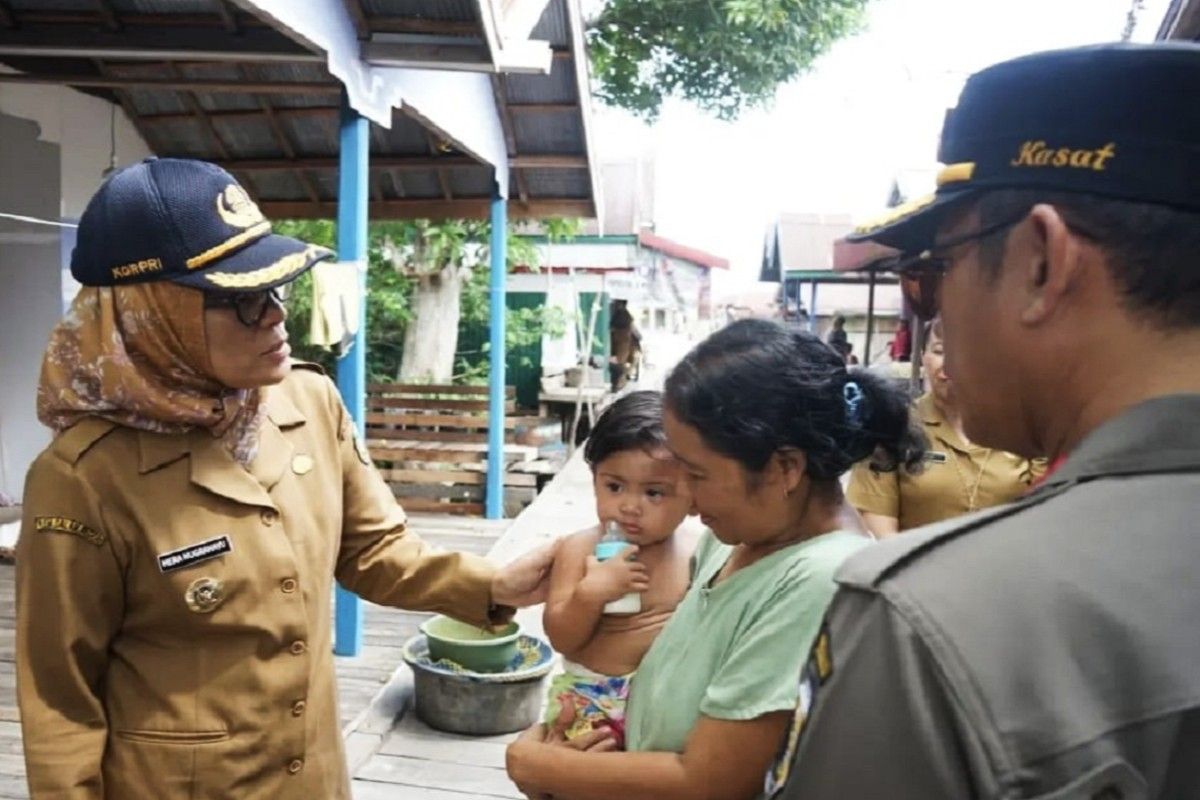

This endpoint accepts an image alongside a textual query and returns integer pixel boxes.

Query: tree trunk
[400,266,463,383]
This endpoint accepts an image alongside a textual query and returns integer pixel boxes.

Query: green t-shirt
[624,529,869,753]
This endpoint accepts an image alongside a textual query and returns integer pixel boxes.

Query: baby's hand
[581,546,649,603]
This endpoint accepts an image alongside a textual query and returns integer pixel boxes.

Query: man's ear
[770,448,808,495]
[1019,204,1087,326]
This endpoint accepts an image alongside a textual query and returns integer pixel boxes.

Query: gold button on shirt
[15,364,500,800]
[847,394,1044,531]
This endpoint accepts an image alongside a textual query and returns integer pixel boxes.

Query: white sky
[589,0,1171,288]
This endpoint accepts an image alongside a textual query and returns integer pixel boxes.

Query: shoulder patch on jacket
[50,418,120,465]
[34,515,107,547]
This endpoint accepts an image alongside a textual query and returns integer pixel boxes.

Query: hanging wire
[102,102,118,177]
[0,212,77,228]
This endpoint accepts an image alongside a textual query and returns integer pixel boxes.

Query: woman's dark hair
[664,319,925,480]
[583,390,668,469]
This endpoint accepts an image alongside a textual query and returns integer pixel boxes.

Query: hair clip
[843,381,866,428]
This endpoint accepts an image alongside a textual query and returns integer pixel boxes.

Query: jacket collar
[135,387,308,508]
[917,393,979,455]
[1041,393,1200,489]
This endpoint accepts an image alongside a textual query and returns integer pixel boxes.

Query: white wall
[0,80,152,499]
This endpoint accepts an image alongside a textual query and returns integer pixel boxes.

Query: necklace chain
[950,448,994,512]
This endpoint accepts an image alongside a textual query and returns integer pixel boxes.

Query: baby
[542,390,699,749]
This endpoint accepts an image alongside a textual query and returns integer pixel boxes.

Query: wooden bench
[365,383,561,516]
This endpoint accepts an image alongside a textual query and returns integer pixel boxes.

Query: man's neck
[1044,328,1200,459]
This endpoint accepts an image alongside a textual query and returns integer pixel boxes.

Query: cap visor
[171,233,334,293]
[846,190,975,253]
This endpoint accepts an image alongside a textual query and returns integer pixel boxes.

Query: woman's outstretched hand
[492,539,561,608]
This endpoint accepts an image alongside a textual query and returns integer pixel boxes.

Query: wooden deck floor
[0,513,508,799]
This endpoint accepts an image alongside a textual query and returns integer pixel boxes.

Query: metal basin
[403,634,555,736]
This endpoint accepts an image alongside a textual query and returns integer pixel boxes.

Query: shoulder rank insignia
[34,516,106,547]
[764,625,833,797]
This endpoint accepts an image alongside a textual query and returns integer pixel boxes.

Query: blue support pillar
[486,185,507,519]
[334,94,369,656]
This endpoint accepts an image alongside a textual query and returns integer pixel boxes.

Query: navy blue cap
[849,42,1200,252]
[71,157,333,292]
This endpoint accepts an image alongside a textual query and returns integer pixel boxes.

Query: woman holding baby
[507,318,923,799]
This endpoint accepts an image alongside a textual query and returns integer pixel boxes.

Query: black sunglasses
[203,283,292,327]
[894,214,1026,319]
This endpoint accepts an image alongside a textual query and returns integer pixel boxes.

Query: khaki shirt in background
[16,364,499,800]
[846,393,1042,530]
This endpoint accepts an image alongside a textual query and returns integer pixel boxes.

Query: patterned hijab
[37,281,263,465]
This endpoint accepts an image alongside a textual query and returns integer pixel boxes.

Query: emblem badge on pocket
[185,577,225,614]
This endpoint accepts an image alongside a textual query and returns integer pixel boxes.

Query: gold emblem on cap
[292,454,314,475]
[185,577,225,613]
[216,184,265,229]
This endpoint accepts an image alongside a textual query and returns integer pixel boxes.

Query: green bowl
[419,615,521,673]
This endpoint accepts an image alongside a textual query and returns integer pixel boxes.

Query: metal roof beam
[140,106,339,123]
[212,154,585,170]
[0,72,338,93]
[259,198,593,220]
[0,23,320,62]
[363,36,552,74]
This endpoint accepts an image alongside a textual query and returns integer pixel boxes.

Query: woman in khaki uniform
[847,319,1042,536]
[16,159,554,800]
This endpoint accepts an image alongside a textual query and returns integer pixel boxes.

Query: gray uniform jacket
[768,394,1200,800]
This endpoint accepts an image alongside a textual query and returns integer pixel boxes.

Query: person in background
[888,318,912,362]
[846,317,1041,536]
[16,158,555,800]
[609,299,641,391]
[506,319,921,800]
[825,315,849,360]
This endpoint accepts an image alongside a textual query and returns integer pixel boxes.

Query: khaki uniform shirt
[847,393,1041,530]
[767,394,1200,799]
[16,364,499,800]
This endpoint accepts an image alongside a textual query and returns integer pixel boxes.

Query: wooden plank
[397,499,484,515]
[365,413,517,430]
[355,753,522,798]
[352,778,501,800]
[381,470,537,488]
[379,714,511,769]
[366,429,492,444]
[367,383,513,397]
[371,448,488,464]
[366,397,513,413]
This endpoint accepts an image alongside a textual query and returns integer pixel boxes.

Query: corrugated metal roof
[117,0,218,13]
[522,169,588,198]
[0,0,598,219]
[529,0,569,47]
[512,112,582,155]
[505,60,576,104]
[362,0,477,24]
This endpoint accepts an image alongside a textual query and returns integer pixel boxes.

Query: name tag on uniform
[158,535,232,573]
[923,451,948,464]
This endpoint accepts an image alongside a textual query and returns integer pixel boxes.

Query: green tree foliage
[588,0,869,121]
[275,218,575,383]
